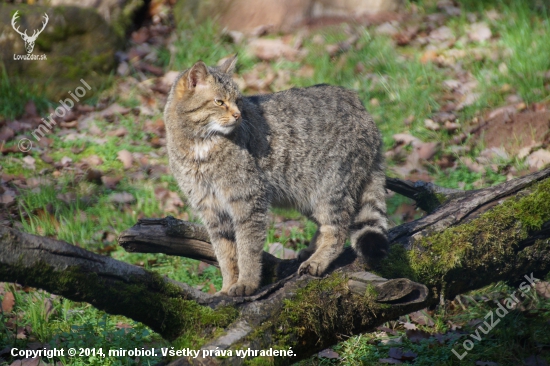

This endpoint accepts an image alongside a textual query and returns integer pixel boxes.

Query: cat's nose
[233,111,241,120]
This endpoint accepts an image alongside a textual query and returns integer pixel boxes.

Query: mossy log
[1,169,550,365]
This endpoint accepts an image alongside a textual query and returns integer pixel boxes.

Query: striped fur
[164,56,388,296]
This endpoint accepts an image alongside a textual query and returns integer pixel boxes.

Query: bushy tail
[350,170,389,268]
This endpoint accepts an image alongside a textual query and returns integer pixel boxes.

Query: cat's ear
[187,61,209,90]
[218,54,238,74]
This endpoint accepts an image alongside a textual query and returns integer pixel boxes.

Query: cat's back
[243,84,381,154]
[244,84,377,139]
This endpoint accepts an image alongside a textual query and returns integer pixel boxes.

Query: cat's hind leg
[298,197,352,276]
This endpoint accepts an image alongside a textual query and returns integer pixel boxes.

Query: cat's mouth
[206,121,238,136]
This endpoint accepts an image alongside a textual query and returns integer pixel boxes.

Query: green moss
[377,244,418,281]
[278,273,348,340]
[378,177,550,289]
[241,272,384,365]
[172,304,239,350]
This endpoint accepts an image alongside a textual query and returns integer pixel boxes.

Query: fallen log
[1,168,549,365]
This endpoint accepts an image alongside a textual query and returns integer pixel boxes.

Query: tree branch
[0,226,211,340]
[1,168,549,364]
[385,176,465,212]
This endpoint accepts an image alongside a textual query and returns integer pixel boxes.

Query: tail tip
[354,231,389,269]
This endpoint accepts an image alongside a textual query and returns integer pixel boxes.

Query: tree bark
[1,168,549,365]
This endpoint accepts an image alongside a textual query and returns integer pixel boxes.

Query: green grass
[0,67,51,120]
[441,0,550,112]
[167,18,256,73]
[1,284,165,366]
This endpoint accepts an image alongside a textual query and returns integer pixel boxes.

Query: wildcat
[164,55,388,296]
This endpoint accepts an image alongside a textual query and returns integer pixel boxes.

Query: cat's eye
[214,99,224,106]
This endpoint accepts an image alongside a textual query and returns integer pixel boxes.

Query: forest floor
[1,0,550,365]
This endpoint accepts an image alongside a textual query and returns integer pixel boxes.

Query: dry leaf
[458,93,481,109]
[388,348,417,361]
[99,103,131,120]
[393,133,420,146]
[318,348,340,359]
[420,50,438,64]
[477,147,508,163]
[22,156,36,169]
[16,325,30,340]
[88,124,103,136]
[0,194,16,208]
[409,309,435,326]
[527,149,550,170]
[415,142,439,160]
[27,177,51,188]
[109,192,135,204]
[424,119,440,131]
[43,298,54,320]
[59,156,73,166]
[375,22,399,36]
[101,176,122,189]
[535,281,550,299]
[0,127,15,142]
[405,329,431,343]
[379,336,403,345]
[463,157,484,173]
[247,38,298,61]
[82,155,103,167]
[197,261,211,275]
[487,104,516,120]
[429,26,454,42]
[444,121,460,132]
[117,150,133,169]
[468,22,492,42]
[1,292,15,313]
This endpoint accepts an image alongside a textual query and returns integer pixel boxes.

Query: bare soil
[476,106,550,155]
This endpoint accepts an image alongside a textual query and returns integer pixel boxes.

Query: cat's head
[166,55,242,137]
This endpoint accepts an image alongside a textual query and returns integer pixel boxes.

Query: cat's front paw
[298,259,327,276]
[228,281,258,297]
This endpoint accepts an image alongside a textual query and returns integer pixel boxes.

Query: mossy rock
[0,4,123,101]
[48,0,144,39]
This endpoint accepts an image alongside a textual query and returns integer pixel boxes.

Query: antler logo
[11,11,49,54]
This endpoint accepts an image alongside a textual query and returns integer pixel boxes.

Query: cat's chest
[191,139,218,162]
[177,139,231,186]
